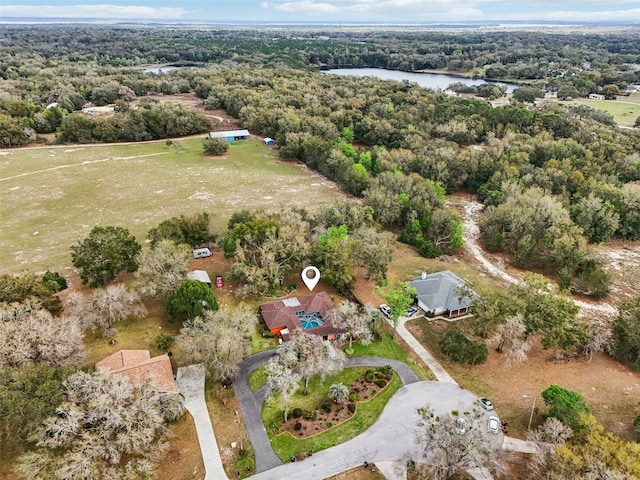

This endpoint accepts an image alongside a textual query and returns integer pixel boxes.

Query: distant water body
[324,67,518,93]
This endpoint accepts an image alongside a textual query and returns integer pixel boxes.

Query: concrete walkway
[390,316,458,384]
[176,364,229,480]
[502,436,542,454]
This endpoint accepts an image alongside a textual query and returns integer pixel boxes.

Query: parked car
[405,306,418,317]
[379,304,391,318]
[488,415,500,434]
[479,397,494,411]
[455,417,466,434]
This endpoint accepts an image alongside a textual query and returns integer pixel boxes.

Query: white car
[379,304,392,318]
[479,397,494,411]
[488,415,500,434]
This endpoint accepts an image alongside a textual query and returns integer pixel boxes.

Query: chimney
[421,271,427,280]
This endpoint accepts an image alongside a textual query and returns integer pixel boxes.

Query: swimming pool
[296,311,325,330]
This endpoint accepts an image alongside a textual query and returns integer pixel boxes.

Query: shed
[209,129,250,142]
[187,270,212,286]
[263,137,275,146]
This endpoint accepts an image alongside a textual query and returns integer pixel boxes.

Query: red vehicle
[215,275,223,288]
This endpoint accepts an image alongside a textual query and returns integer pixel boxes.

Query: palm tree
[328,383,349,404]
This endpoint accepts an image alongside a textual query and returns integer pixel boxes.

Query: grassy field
[558,93,640,127]
[0,138,344,274]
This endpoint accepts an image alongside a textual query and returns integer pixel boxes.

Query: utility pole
[523,395,537,430]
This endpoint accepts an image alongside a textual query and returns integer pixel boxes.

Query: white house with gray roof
[409,271,475,318]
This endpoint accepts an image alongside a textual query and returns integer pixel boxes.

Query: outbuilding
[209,129,250,142]
[187,270,212,286]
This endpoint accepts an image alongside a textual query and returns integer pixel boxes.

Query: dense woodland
[1,25,640,480]
[1,26,639,290]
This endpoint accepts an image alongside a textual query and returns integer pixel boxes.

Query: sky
[0,1,639,24]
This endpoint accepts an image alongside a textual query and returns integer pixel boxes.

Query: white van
[193,247,212,259]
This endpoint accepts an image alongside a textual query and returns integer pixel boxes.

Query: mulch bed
[278,368,393,439]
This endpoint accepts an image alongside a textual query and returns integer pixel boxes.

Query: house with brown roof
[96,350,178,392]
[260,292,343,341]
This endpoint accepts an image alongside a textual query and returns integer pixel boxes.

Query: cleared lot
[0,138,344,274]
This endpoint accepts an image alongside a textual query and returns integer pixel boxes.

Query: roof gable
[96,350,177,392]
[410,271,475,312]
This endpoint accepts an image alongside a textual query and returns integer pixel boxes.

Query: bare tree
[489,314,530,365]
[0,299,84,368]
[65,284,147,336]
[416,405,505,480]
[264,358,300,422]
[134,239,192,298]
[177,303,257,382]
[528,417,573,445]
[328,301,375,352]
[277,329,345,395]
[15,370,182,480]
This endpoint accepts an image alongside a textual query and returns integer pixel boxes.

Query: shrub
[365,371,375,382]
[438,329,488,364]
[203,137,229,156]
[542,385,591,430]
[321,400,332,413]
[375,379,387,388]
[42,271,67,292]
[294,422,302,431]
[292,408,303,418]
[303,410,316,420]
[155,333,175,351]
[348,403,356,414]
[348,393,361,402]
[382,365,394,378]
[326,422,333,428]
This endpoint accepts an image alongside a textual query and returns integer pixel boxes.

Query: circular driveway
[248,381,502,480]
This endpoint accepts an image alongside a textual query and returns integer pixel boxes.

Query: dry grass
[0,137,344,274]
[326,465,387,479]
[406,317,640,440]
[155,413,205,480]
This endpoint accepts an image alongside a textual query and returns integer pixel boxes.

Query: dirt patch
[407,319,640,440]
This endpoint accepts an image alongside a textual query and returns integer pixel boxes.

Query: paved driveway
[235,352,421,473]
[176,364,229,480]
[248,381,503,480]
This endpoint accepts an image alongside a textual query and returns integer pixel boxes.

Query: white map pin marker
[301,266,321,291]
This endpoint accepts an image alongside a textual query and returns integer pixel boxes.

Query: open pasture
[0,138,344,274]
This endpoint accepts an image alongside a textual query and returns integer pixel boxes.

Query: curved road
[235,352,420,473]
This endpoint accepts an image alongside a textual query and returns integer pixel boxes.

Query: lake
[323,67,518,93]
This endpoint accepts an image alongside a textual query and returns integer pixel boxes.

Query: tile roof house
[260,292,343,341]
[409,271,476,318]
[96,350,178,392]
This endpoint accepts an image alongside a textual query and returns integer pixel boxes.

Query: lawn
[263,368,403,461]
[0,137,344,274]
[558,96,640,127]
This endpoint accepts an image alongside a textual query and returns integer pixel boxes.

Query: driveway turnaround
[176,364,229,480]
[236,352,421,473]
[248,381,502,480]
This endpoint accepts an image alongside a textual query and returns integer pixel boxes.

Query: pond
[323,67,518,93]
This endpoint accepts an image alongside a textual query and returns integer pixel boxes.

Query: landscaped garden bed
[277,366,394,439]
